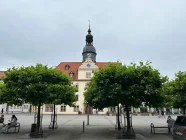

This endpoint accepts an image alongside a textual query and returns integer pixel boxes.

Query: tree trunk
[126,106,130,130]
[52,104,56,129]
[36,103,41,135]
[183,108,185,115]
[87,105,89,125]
[122,106,135,139]
[117,105,121,130]
[29,105,32,115]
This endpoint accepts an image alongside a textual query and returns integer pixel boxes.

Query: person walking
[1,108,3,114]
[161,111,166,118]
[167,116,175,133]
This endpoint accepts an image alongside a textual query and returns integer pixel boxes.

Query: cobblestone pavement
[0,113,176,140]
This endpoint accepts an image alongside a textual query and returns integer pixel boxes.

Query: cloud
[0,0,186,79]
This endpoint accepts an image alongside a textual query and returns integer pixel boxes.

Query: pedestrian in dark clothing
[161,111,165,118]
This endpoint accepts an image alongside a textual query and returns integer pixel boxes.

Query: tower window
[86,72,91,78]
[65,65,70,70]
[69,72,74,78]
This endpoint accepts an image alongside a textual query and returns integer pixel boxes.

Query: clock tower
[82,25,97,62]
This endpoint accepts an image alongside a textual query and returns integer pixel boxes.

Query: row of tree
[84,61,186,138]
[0,64,77,137]
[162,71,186,114]
[0,62,185,138]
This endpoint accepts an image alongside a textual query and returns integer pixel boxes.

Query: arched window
[69,72,74,78]
[65,65,70,70]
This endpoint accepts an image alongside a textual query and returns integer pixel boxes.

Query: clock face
[87,53,91,57]
[87,64,91,67]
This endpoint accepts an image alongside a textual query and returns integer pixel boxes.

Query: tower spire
[82,22,97,62]
[88,20,91,34]
[86,20,93,45]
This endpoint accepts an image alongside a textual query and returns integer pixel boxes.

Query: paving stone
[0,113,175,140]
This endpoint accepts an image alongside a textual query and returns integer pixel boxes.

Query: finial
[88,20,90,29]
[88,20,91,34]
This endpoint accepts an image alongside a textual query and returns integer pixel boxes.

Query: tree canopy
[1,64,76,106]
[1,64,77,136]
[162,71,186,112]
[85,61,167,109]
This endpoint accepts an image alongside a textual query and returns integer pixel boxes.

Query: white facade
[0,103,30,113]
[42,58,109,115]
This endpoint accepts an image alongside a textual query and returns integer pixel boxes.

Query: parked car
[172,115,186,140]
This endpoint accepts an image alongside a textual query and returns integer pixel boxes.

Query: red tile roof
[56,62,109,80]
[0,62,110,81]
[0,71,5,79]
[56,62,82,81]
[96,62,109,68]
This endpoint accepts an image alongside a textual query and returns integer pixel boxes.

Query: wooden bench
[150,123,170,134]
[7,122,20,133]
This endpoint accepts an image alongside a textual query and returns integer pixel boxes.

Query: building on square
[43,26,109,114]
[0,26,180,115]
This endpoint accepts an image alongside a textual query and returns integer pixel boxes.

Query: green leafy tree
[0,81,23,106]
[169,71,186,114]
[0,82,4,103]
[2,64,76,136]
[85,61,166,138]
[47,84,77,129]
[160,80,175,111]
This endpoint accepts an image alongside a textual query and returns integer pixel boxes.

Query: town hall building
[43,25,109,114]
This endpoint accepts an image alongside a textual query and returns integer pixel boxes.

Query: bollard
[83,121,85,133]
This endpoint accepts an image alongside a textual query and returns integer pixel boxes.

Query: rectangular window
[75,84,79,91]
[60,105,66,112]
[45,104,53,112]
[24,105,28,109]
[86,72,91,78]
[75,95,79,101]
[74,105,79,112]
[175,116,186,126]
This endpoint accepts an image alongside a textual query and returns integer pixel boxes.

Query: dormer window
[69,71,74,78]
[65,65,70,70]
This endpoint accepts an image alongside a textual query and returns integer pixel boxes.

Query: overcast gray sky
[0,0,186,79]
